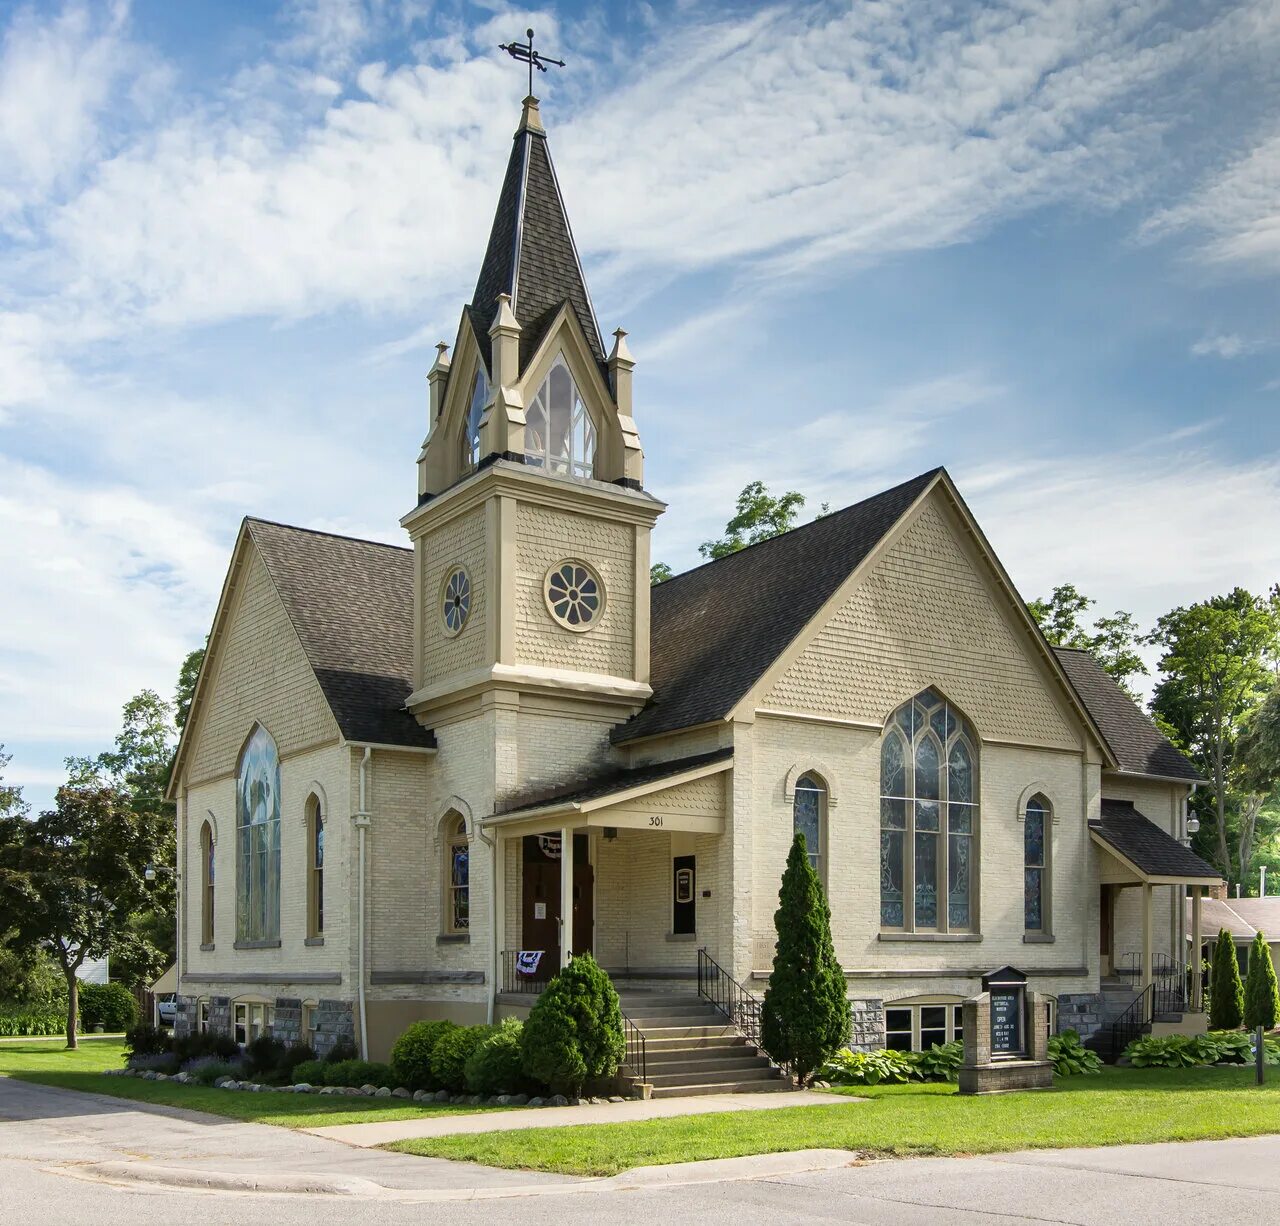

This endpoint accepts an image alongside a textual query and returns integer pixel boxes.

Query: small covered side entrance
[519,832,593,978]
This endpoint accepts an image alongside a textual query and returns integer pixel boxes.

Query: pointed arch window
[445,815,469,933]
[464,365,488,470]
[235,725,281,944]
[1024,795,1049,933]
[199,820,214,947]
[879,689,978,933]
[792,773,826,882]
[307,795,324,940]
[524,356,595,479]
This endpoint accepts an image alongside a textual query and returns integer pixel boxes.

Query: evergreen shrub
[390,1019,458,1089]
[431,1024,495,1093]
[761,832,850,1084]
[244,1034,288,1078]
[465,1018,536,1096]
[78,981,139,1032]
[323,1036,358,1064]
[1209,928,1245,1030]
[124,1023,173,1060]
[277,1042,317,1081]
[323,1059,393,1088]
[520,953,624,1098]
[291,1059,326,1086]
[1243,931,1280,1031]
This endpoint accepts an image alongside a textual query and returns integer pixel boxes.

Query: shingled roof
[1091,799,1219,879]
[469,101,604,376]
[246,519,435,750]
[613,469,942,745]
[1053,647,1200,782]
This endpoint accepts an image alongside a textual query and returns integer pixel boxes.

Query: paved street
[3,1077,1280,1224]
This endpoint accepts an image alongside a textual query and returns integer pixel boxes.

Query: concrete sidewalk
[304,1087,862,1146]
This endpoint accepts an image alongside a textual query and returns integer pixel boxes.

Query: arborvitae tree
[761,832,850,1085]
[520,953,624,1097]
[1209,927,1246,1030]
[1243,931,1280,1031]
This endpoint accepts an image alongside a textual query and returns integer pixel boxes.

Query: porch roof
[484,746,732,829]
[1089,799,1221,885]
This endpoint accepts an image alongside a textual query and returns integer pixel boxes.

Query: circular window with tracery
[441,567,471,636]
[545,560,603,631]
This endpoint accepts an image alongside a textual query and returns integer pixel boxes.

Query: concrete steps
[618,992,785,1099]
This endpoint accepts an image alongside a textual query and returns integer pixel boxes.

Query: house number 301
[649,815,664,827]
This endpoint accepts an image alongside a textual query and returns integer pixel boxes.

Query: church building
[168,95,1221,1069]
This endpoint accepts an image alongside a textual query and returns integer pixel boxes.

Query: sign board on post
[959,967,1052,1095]
[981,966,1028,1060]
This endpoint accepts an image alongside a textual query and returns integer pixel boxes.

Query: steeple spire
[469,97,605,376]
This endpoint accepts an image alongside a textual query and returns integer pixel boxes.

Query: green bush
[183,1056,241,1085]
[323,1036,358,1064]
[908,1040,964,1083]
[432,1024,495,1093]
[124,1023,173,1060]
[820,1048,918,1086]
[1124,1035,1202,1068]
[521,954,625,1098]
[244,1034,288,1079]
[277,1042,317,1081]
[0,1005,67,1036]
[291,1059,326,1086]
[0,945,65,1009]
[466,1019,537,1096]
[390,1019,459,1090]
[322,1059,394,1088]
[1047,1029,1102,1077]
[173,1031,239,1063]
[1209,928,1245,1030]
[1244,931,1280,1031]
[761,833,850,1085]
[78,981,139,1032]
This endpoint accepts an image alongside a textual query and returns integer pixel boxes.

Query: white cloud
[1191,332,1251,359]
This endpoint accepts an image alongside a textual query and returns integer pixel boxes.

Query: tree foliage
[700,481,805,560]
[1028,583,1147,697]
[1209,928,1246,1031]
[761,832,850,1085]
[0,783,171,1046]
[174,646,206,732]
[649,562,674,585]
[1243,931,1280,1032]
[1149,588,1280,883]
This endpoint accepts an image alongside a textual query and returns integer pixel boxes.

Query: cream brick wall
[513,710,615,799]
[515,503,634,678]
[419,505,487,686]
[763,497,1079,750]
[187,549,339,785]
[181,740,350,985]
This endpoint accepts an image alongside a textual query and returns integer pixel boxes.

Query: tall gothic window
[1025,795,1049,932]
[307,795,324,940]
[446,815,469,933]
[792,773,825,881]
[464,366,488,470]
[880,689,978,932]
[524,356,595,479]
[200,820,214,946]
[236,725,281,943]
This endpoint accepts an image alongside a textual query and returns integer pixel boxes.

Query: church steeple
[469,95,605,377]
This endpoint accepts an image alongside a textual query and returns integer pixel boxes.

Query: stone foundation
[1056,992,1104,1040]
[272,997,304,1047]
[173,994,197,1039]
[310,997,355,1058]
[848,998,885,1052]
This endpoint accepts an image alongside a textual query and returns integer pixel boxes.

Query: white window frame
[524,355,595,479]
[233,1000,273,1047]
[884,1001,965,1052]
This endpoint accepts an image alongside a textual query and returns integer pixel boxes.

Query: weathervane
[499,27,565,97]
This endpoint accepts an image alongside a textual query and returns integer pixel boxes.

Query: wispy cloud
[1191,332,1253,359]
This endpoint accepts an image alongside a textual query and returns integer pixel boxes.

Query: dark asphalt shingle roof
[246,519,435,750]
[613,469,941,745]
[495,748,733,818]
[469,116,604,376]
[1091,799,1218,879]
[1053,647,1200,782]
[1183,896,1259,942]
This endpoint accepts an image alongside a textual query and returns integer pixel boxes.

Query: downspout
[354,747,372,1060]
[476,820,498,1025]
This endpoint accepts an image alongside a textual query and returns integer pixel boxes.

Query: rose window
[442,568,471,635]
[545,561,603,630]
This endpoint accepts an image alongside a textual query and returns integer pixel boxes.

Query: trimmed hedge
[323,1059,394,1088]
[391,1019,458,1090]
[465,1019,534,1096]
[431,1024,495,1093]
[78,981,139,1033]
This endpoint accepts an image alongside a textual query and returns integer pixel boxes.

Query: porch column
[1191,885,1203,1012]
[559,824,573,968]
[493,830,506,997]
[1141,882,1153,991]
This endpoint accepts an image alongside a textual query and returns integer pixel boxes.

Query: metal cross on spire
[499,27,565,98]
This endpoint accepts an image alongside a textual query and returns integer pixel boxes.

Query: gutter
[474,821,498,1025]
[353,747,372,1060]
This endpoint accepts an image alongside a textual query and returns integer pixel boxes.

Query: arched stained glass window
[200,821,214,946]
[307,795,324,940]
[1025,796,1048,933]
[793,773,825,881]
[879,690,978,932]
[525,356,595,479]
[236,725,281,943]
[447,816,469,933]
[464,366,488,470]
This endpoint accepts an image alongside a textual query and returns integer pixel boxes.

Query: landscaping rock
[528,1097,544,1107]
[608,1095,624,1104]
[293,1083,314,1093]
[509,1094,528,1106]
[374,1087,393,1098]
[494,1094,511,1106]
[450,1094,465,1104]
[434,1090,450,1102]
[412,1089,428,1101]
[318,1085,339,1095]
[360,1084,378,1094]
[392,1087,411,1098]
[547,1095,568,1107]
[467,1094,484,1105]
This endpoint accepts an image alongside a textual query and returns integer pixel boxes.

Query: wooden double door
[521,833,593,976]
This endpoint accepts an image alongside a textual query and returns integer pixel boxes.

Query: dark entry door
[521,834,593,972]
[1099,885,1114,973]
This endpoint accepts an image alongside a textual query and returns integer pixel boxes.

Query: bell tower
[401,95,663,777]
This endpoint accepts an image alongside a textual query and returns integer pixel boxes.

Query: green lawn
[0,1039,503,1128]
[388,1067,1280,1176]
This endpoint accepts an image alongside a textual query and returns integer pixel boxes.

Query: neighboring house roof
[1090,799,1219,880]
[612,469,942,745]
[246,519,436,750]
[1183,896,1260,943]
[1054,647,1201,782]
[469,105,604,375]
[493,748,733,822]
[1223,897,1280,938]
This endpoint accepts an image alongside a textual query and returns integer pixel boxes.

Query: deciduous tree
[700,481,805,560]
[1028,582,1147,697]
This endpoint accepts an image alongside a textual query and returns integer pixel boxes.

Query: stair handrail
[1108,981,1154,1061]
[619,1008,646,1086]
[697,947,765,1053]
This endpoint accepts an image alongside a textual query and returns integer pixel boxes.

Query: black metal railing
[697,947,765,1052]
[499,949,559,995]
[620,1010,646,1084]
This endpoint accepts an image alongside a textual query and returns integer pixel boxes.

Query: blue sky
[2,0,1278,814]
